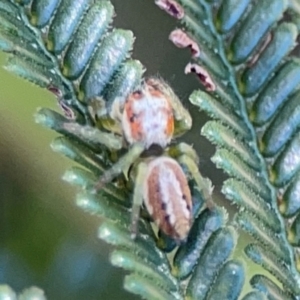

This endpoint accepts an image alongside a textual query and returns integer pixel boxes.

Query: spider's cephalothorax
[132,156,193,242]
[122,77,175,149]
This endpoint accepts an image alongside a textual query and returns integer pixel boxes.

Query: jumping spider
[92,77,213,242]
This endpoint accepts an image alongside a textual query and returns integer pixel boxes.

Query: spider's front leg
[63,122,123,150]
[36,107,124,151]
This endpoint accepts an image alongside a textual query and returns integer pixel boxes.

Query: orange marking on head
[166,113,174,137]
[159,94,175,138]
[124,99,144,142]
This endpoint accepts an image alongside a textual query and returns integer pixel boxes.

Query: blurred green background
[0,1,226,299]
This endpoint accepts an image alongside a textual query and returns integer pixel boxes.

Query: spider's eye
[146,79,161,91]
[132,89,143,99]
[151,84,160,91]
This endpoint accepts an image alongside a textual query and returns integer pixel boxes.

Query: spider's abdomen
[143,157,192,241]
[122,80,174,148]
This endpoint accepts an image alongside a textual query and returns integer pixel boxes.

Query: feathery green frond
[0,284,46,300]
[0,1,219,299]
[156,0,300,298]
[2,0,300,299]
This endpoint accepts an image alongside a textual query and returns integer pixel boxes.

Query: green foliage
[1,0,300,299]
[0,284,46,300]
[164,0,300,298]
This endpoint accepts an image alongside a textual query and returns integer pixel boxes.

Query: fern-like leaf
[2,0,300,299]
[157,0,300,298]
[0,1,220,299]
[0,284,46,299]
